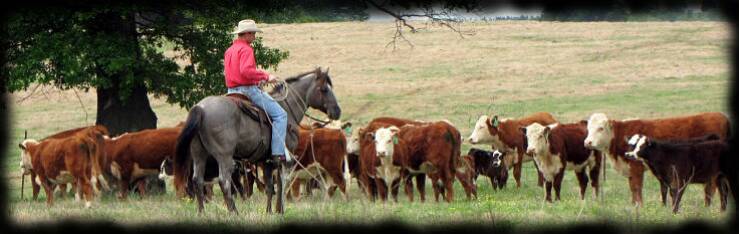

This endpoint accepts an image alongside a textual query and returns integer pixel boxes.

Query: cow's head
[584,113,613,151]
[522,123,551,156]
[18,139,38,175]
[468,115,501,145]
[373,126,400,158]
[491,150,506,168]
[346,126,363,155]
[624,134,651,161]
[159,158,173,180]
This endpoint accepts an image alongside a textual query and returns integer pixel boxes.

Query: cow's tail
[174,106,204,197]
[445,127,461,175]
[89,133,110,192]
[723,112,733,141]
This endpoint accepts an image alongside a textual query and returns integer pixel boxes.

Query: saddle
[225,93,269,124]
[224,93,299,158]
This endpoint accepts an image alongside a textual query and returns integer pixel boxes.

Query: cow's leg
[263,162,275,214]
[589,160,601,199]
[533,162,544,187]
[80,177,94,208]
[376,178,388,202]
[289,178,301,201]
[41,179,54,206]
[575,169,588,200]
[672,185,686,214]
[659,182,669,206]
[443,170,454,203]
[404,175,414,202]
[360,174,375,202]
[513,155,523,188]
[58,183,68,199]
[244,170,254,199]
[136,179,147,199]
[390,177,401,203]
[628,162,645,206]
[118,175,131,200]
[554,170,565,201]
[232,171,245,201]
[415,174,426,202]
[718,176,728,212]
[329,170,348,201]
[544,180,553,203]
[704,178,717,207]
[31,172,41,201]
[490,176,497,191]
[217,158,238,214]
[204,184,213,203]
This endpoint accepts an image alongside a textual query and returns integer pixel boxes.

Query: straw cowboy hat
[230,19,262,34]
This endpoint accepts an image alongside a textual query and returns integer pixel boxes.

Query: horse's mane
[284,68,321,83]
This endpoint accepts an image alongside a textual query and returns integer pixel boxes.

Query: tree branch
[365,0,476,50]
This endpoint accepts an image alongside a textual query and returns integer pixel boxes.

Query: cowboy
[224,19,288,163]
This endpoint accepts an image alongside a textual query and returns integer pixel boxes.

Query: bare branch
[72,88,90,124]
[365,0,476,50]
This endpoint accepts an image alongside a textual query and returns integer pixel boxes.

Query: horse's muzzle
[328,106,341,120]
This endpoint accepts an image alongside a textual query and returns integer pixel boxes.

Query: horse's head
[306,67,341,120]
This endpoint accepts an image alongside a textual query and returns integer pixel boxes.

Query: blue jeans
[227,85,288,157]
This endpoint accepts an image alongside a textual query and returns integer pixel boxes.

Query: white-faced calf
[625,134,729,213]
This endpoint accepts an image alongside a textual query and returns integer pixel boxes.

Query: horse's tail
[174,106,204,197]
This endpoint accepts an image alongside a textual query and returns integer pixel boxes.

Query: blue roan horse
[174,67,341,214]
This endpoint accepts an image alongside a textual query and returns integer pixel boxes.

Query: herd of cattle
[16,111,734,214]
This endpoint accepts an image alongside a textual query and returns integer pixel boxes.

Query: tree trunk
[92,10,157,136]
[95,80,157,136]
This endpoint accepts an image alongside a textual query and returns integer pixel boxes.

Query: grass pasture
[5,21,734,229]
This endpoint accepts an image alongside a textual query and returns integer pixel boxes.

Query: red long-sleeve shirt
[224,39,269,87]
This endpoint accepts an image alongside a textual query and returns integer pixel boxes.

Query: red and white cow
[372,120,461,203]
[522,121,602,202]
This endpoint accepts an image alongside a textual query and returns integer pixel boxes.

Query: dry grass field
[5,20,733,230]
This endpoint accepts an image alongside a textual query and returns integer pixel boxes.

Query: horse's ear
[324,67,330,75]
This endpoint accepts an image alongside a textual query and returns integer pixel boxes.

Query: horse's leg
[276,162,286,214]
[263,162,275,214]
[191,152,208,214]
[217,157,238,214]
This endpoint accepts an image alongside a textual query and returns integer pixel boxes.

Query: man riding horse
[174,19,341,215]
[225,19,289,164]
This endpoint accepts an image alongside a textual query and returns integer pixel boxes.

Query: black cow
[467,148,508,190]
[625,134,729,213]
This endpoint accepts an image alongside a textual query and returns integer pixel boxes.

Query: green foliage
[4,1,365,109]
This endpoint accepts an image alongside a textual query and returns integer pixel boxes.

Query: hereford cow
[20,126,109,201]
[522,122,602,202]
[584,112,730,206]
[289,126,350,201]
[372,120,461,203]
[18,132,103,208]
[467,148,509,190]
[357,117,427,202]
[103,126,182,199]
[624,134,730,213]
[467,112,557,188]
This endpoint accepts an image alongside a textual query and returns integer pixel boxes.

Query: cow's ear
[579,119,588,125]
[543,127,551,136]
[389,126,400,135]
[519,127,526,135]
[18,143,25,150]
[623,136,630,144]
[491,116,499,128]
